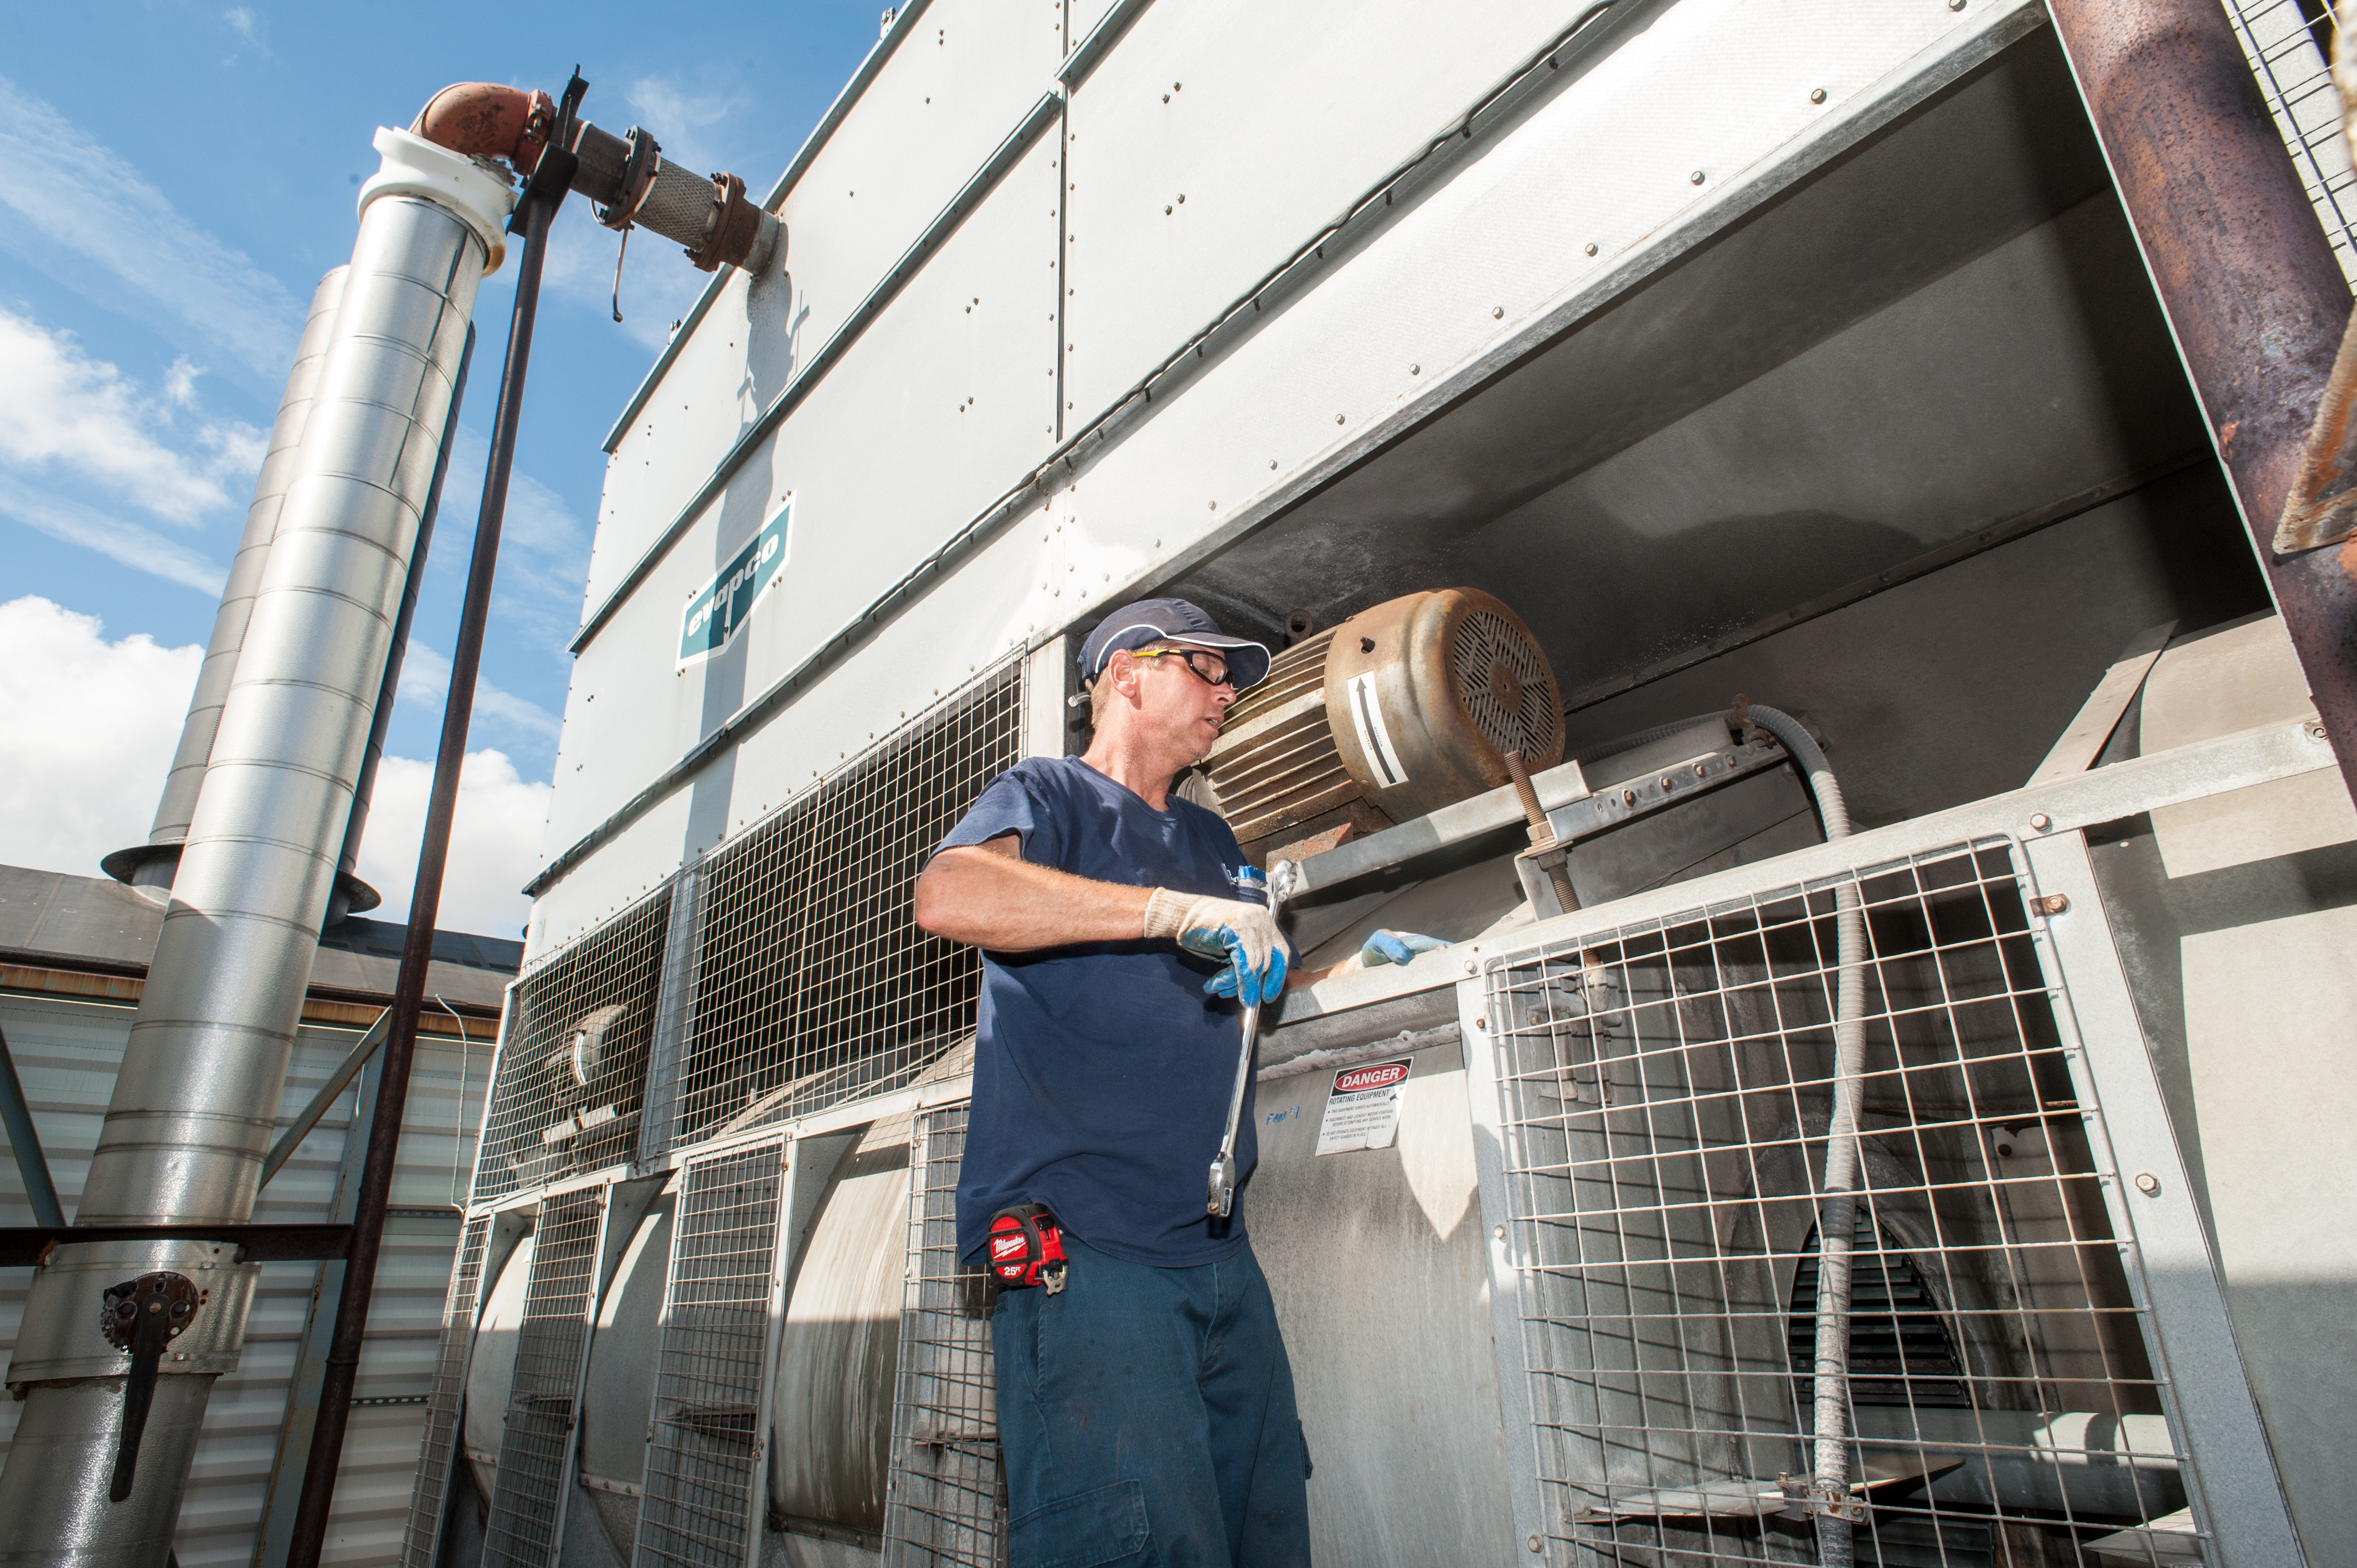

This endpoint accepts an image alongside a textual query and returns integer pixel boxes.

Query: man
[913,598,1310,1568]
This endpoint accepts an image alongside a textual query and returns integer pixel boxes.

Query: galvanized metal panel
[1059,0,2046,601]
[1060,0,1591,417]
[1245,1038,1518,1566]
[589,0,1063,609]
[545,140,1060,881]
[0,994,488,1568]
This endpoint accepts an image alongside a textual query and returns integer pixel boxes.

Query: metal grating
[399,1213,493,1568]
[637,1139,791,1568]
[675,662,1025,1145]
[481,1187,608,1568]
[474,888,671,1203]
[1482,839,2203,1566]
[881,1103,1006,1567]
[2221,0,2357,285]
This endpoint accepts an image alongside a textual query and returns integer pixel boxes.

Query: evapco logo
[679,499,792,665]
[1334,1061,1411,1095]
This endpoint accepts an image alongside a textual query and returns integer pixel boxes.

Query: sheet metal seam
[528,0,2047,899]
[574,90,1064,653]
[600,0,940,452]
[572,0,1619,654]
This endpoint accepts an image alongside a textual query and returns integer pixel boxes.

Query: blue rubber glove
[1143,889,1289,1004]
[1361,929,1450,968]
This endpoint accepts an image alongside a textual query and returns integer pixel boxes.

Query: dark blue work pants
[992,1234,1313,1567]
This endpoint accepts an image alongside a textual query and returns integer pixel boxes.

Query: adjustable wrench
[1207,858,1299,1218]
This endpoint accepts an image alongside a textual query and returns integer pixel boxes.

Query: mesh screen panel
[1481,840,2201,1566]
[882,1103,1006,1567]
[400,1214,492,1568]
[482,1188,608,1568]
[638,1140,791,1568]
[676,662,1025,1144]
[2221,0,2357,285]
[475,889,671,1203]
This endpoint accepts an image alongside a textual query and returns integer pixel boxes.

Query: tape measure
[986,1204,1068,1293]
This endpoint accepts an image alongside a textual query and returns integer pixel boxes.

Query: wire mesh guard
[882,1103,1007,1567]
[400,1214,493,1568]
[675,662,1026,1146]
[475,889,672,1204]
[482,1188,608,1568]
[2221,0,2357,284]
[637,1141,792,1568]
[1481,840,2200,1567]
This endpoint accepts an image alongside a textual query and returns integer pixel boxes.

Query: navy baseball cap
[1079,598,1272,689]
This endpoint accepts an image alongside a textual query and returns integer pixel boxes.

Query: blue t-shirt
[933,756,1265,1267]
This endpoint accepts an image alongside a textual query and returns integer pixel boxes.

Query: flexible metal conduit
[1742,703,1865,1566]
[0,135,511,1568]
[106,270,348,891]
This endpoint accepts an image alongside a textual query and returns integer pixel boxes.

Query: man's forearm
[913,843,1154,952]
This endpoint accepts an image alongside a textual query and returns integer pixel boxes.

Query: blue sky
[0,1,881,930]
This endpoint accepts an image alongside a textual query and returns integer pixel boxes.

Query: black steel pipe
[333,324,476,903]
[281,145,571,1568]
[0,1021,65,1229]
[2049,0,2357,800]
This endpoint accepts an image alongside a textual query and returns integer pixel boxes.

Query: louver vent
[882,1102,1006,1567]
[637,1140,791,1568]
[400,1214,493,1568]
[676,661,1025,1145]
[482,1188,608,1568]
[475,888,671,1203]
[1788,1209,1971,1409]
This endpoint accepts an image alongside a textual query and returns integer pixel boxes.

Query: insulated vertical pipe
[333,324,476,909]
[0,132,511,1568]
[108,270,348,893]
[2047,0,2357,801]
[285,171,563,1568]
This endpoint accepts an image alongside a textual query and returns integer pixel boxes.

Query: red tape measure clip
[986,1204,1068,1293]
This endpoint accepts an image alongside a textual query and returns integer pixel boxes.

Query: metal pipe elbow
[413,82,557,167]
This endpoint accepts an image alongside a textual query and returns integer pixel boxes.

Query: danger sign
[1315,1058,1413,1156]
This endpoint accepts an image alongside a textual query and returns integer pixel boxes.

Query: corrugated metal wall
[0,990,493,1568]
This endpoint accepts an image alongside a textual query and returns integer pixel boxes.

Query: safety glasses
[1130,648,1235,689]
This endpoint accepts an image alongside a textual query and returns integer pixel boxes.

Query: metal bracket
[1776,1474,1866,1523]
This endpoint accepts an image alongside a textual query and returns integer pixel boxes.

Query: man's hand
[1143,889,1289,1004]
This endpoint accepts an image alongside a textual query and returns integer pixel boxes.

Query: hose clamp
[1776,1474,1866,1523]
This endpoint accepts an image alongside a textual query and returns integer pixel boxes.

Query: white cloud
[0,481,227,594]
[353,750,551,936]
[0,597,201,876]
[0,307,265,523]
[0,594,549,938]
[0,74,302,381]
[397,643,564,742]
[223,7,258,40]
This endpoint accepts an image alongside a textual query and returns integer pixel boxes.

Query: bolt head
[1464,960,1477,974]
[1529,1536,1543,1553]
[2134,1172,2161,1195]
[1583,242,1598,256]
[1691,169,1706,184]
[1810,87,1827,104]
[1492,305,1504,318]
[2029,813,2051,831]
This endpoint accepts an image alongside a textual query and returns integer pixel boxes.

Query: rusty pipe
[2047,0,2357,801]
[411,81,780,275]
[413,82,556,167]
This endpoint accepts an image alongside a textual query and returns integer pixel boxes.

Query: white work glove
[1143,888,1289,1004]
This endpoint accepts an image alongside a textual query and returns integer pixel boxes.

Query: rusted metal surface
[2279,26,2357,553]
[411,82,554,166]
[2048,0,2357,800]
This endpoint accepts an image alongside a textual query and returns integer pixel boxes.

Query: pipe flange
[360,126,521,274]
[6,1239,259,1386]
[692,172,761,273]
[598,127,663,231]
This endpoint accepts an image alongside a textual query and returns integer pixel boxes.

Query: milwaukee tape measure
[986,1204,1068,1293]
